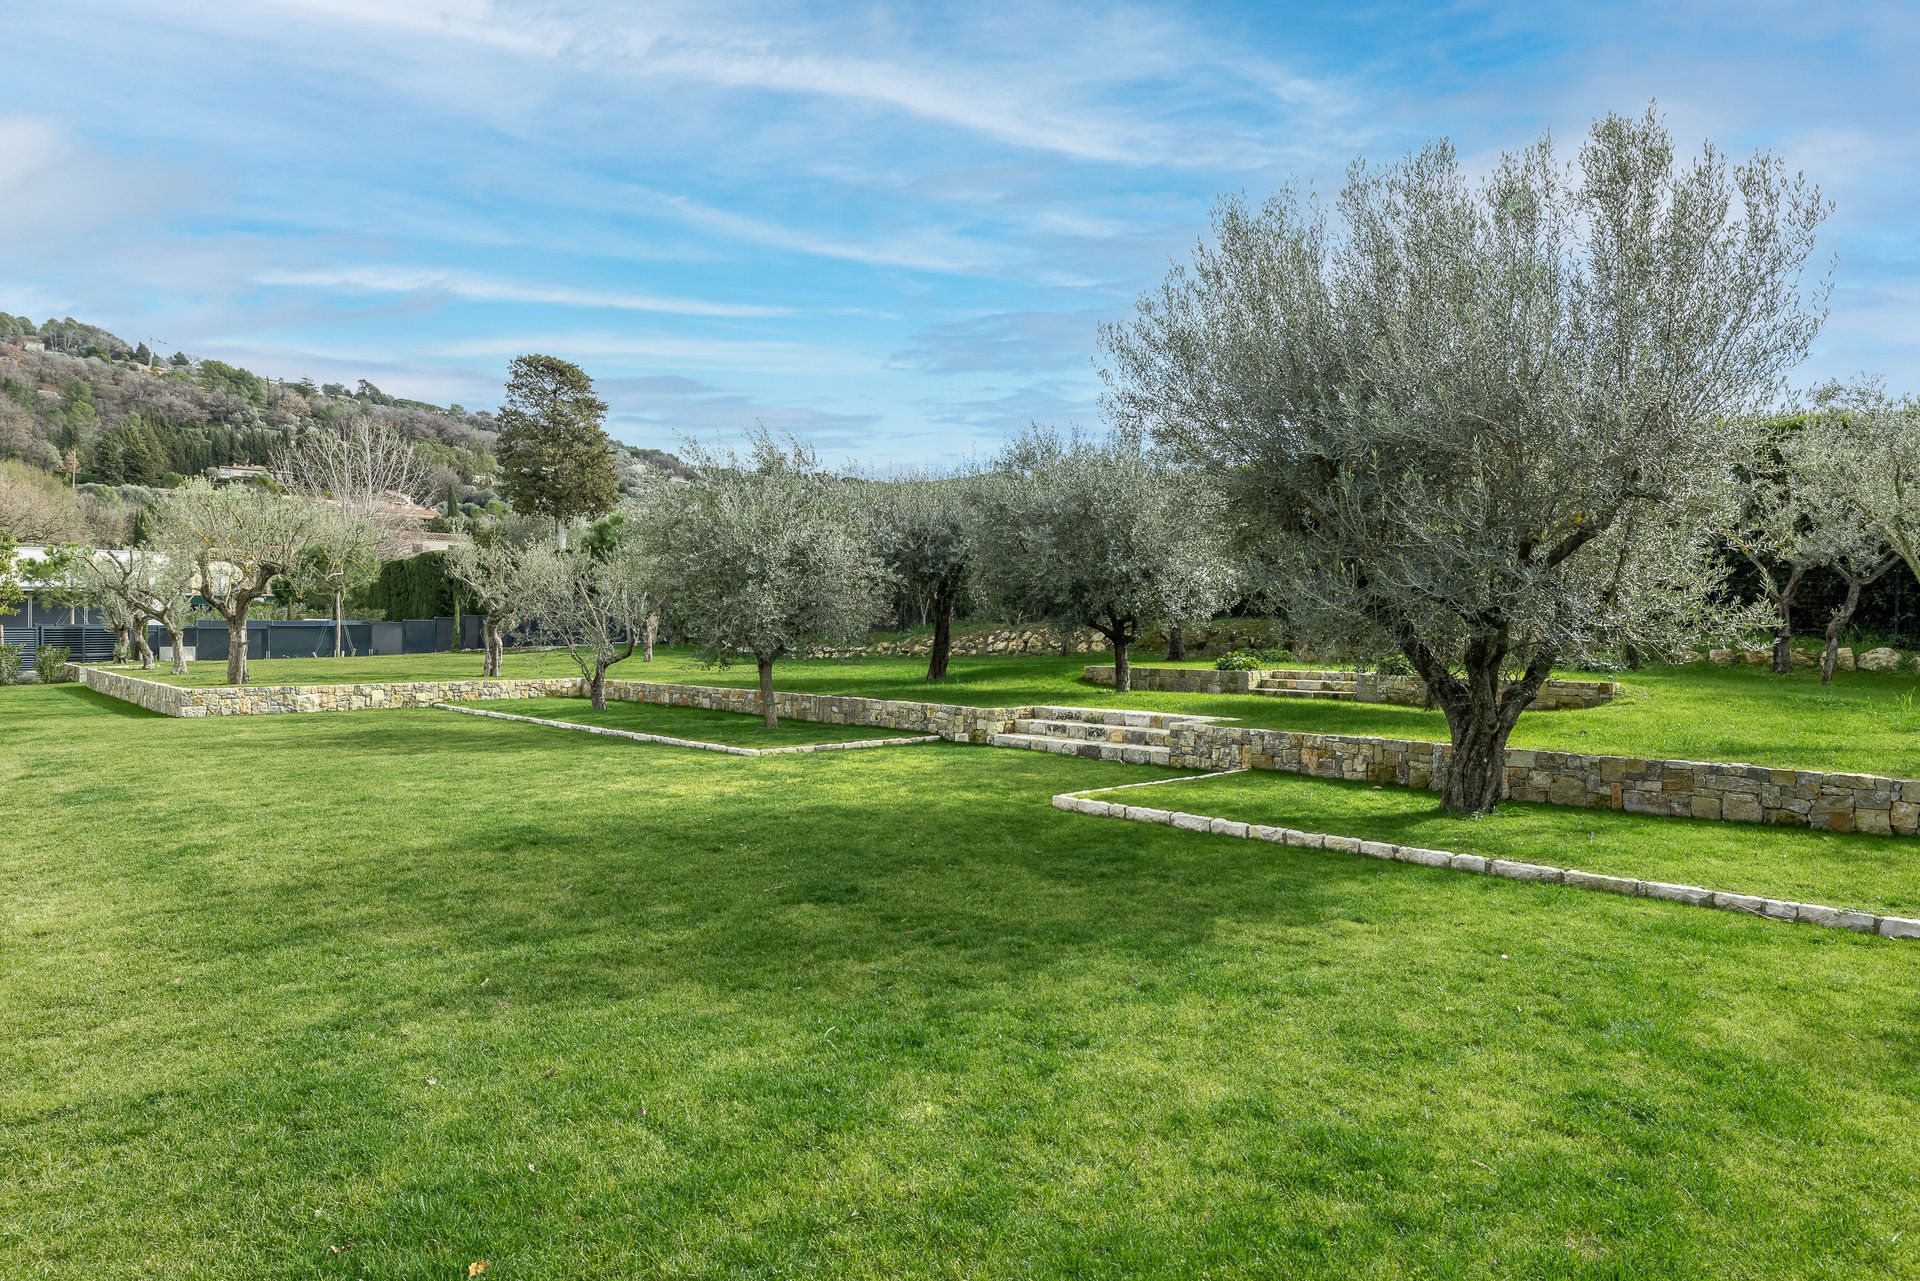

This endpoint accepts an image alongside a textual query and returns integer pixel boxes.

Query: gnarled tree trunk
[481,619,503,678]
[1095,615,1138,692]
[757,655,778,729]
[643,611,659,662]
[225,615,248,686]
[589,658,610,710]
[166,623,188,676]
[1166,620,1187,662]
[926,584,955,682]
[332,587,346,658]
[1770,564,1807,674]
[1822,557,1897,685]
[1411,633,1556,816]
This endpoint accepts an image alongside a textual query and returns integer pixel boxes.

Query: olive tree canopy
[1101,108,1828,813]
[972,425,1234,693]
[149,479,319,685]
[646,433,887,727]
[869,472,979,683]
[445,513,548,677]
[1783,382,1913,682]
[521,512,652,710]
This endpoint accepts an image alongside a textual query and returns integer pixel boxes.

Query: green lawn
[457,696,933,749]
[5,680,1920,1278]
[1101,769,1920,917]
[133,646,1920,776]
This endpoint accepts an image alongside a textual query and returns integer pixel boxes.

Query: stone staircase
[1246,669,1358,700]
[988,705,1207,765]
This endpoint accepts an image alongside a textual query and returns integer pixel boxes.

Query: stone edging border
[432,703,943,756]
[1052,774,1920,941]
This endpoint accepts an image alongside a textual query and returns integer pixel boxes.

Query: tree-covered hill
[0,312,685,543]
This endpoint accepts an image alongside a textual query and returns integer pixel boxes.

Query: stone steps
[1250,687,1356,700]
[1248,671,1358,701]
[1011,717,1170,746]
[988,732,1173,766]
[1022,704,1201,729]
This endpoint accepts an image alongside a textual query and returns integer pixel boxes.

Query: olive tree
[870,472,978,682]
[1102,108,1827,813]
[1785,384,1914,682]
[445,513,547,677]
[150,480,318,685]
[646,433,887,728]
[68,547,198,674]
[1726,419,1845,674]
[972,426,1233,693]
[521,514,652,709]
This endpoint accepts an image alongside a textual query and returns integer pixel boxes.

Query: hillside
[0,312,685,542]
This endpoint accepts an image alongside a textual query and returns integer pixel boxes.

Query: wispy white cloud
[627,187,1004,275]
[257,265,791,317]
[426,330,874,377]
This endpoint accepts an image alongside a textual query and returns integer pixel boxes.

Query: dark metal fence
[187,615,483,660]
[0,600,487,666]
[0,603,118,663]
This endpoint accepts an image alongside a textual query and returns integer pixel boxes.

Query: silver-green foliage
[445,513,549,677]
[148,479,320,684]
[867,472,979,679]
[972,425,1233,689]
[520,514,653,706]
[1101,107,1827,810]
[647,433,889,671]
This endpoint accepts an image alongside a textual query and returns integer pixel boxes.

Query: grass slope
[139,648,1920,777]
[1103,770,1920,917]
[4,681,1919,1278]
[457,697,927,748]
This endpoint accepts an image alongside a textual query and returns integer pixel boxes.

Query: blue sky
[2,1,1916,464]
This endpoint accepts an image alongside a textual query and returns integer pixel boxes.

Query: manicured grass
[1105,769,1920,917]
[139,646,1920,776]
[457,696,930,748]
[6,680,1920,1278]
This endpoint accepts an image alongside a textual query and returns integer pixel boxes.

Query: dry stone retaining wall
[1167,723,1920,835]
[1083,665,1616,710]
[71,665,584,716]
[600,679,1020,743]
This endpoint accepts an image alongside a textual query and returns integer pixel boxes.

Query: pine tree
[493,355,618,544]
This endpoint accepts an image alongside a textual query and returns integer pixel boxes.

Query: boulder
[1859,646,1901,672]
[1671,648,1703,664]
[1709,648,1734,665]
[1792,648,1816,667]
[1741,648,1770,665]
[1835,647,1856,672]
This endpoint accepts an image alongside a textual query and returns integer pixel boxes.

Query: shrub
[1373,653,1415,677]
[1215,649,1264,671]
[34,645,72,683]
[0,642,21,685]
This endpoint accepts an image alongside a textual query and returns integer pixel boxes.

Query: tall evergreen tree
[493,354,618,546]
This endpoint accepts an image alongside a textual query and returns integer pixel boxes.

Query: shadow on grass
[41,683,164,719]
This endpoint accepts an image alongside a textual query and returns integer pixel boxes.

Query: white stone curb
[433,703,942,756]
[1050,789,1920,941]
